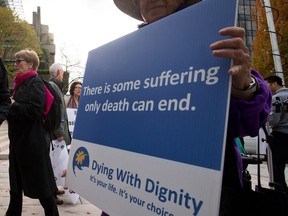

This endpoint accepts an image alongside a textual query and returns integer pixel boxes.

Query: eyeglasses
[15,59,26,65]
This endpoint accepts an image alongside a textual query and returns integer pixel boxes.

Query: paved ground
[0,159,102,216]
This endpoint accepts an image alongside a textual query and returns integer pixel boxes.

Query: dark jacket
[8,75,57,198]
[0,58,11,125]
[269,87,288,134]
[46,78,71,146]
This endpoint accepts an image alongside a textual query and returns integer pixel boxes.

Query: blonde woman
[6,49,59,216]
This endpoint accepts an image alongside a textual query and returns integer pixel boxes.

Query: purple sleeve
[228,69,272,138]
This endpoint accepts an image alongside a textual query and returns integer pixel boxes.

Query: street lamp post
[263,0,285,84]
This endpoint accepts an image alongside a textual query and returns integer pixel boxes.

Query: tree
[0,0,6,7]
[59,45,84,94]
[0,7,41,61]
[0,7,42,85]
[252,0,288,85]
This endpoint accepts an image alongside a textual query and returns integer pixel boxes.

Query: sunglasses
[15,59,26,65]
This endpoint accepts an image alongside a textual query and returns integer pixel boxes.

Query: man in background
[47,63,71,204]
[265,75,288,194]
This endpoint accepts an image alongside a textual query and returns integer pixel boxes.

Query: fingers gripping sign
[210,27,252,91]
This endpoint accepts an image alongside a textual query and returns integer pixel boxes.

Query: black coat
[0,58,11,124]
[8,75,57,199]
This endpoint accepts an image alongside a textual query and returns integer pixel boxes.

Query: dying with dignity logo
[72,147,90,175]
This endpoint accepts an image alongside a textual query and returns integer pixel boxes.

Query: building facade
[32,6,56,66]
[237,0,257,55]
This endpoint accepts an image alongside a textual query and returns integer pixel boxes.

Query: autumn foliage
[252,0,288,85]
[0,7,41,60]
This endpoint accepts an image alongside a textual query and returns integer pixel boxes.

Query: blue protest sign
[67,0,238,215]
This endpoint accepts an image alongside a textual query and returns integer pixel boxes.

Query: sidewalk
[0,159,102,216]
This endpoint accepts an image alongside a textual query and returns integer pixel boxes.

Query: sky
[21,0,140,79]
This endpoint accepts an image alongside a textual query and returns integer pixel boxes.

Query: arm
[229,70,272,137]
[0,90,10,125]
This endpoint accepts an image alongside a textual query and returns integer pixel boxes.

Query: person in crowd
[65,81,82,109]
[65,80,82,139]
[47,62,72,205]
[264,75,288,194]
[5,49,59,216]
[99,0,271,215]
[0,57,11,126]
[47,63,71,147]
[59,81,82,190]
